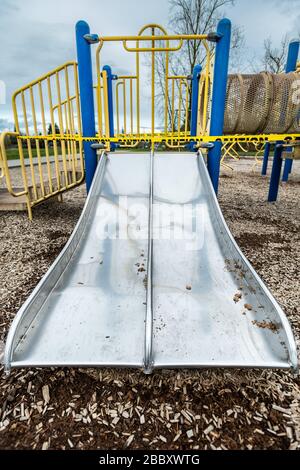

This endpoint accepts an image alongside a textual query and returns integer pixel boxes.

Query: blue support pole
[76,20,97,192]
[282,158,293,181]
[268,143,283,202]
[102,65,116,148]
[207,19,232,194]
[261,142,270,175]
[189,64,202,150]
[282,40,300,182]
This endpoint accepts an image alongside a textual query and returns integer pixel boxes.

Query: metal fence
[0,62,85,219]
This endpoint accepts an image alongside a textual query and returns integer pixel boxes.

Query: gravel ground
[0,157,299,450]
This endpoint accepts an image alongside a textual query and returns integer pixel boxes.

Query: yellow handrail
[98,33,209,42]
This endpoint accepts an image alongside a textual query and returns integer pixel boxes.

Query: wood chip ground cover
[0,159,299,450]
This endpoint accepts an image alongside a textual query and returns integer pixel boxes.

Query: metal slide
[4,152,298,373]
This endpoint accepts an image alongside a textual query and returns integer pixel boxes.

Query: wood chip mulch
[0,159,299,450]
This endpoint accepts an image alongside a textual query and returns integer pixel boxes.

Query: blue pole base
[83,142,98,191]
[261,142,270,176]
[282,158,293,182]
[208,18,231,195]
[268,144,283,202]
[208,141,222,195]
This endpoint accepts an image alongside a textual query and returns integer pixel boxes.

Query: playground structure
[2,19,299,373]
[1,22,300,217]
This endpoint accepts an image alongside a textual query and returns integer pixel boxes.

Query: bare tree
[168,0,244,74]
[262,36,289,73]
[150,0,244,129]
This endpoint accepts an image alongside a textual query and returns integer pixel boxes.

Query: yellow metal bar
[38,81,53,193]
[136,45,140,135]
[164,41,169,134]
[178,80,182,140]
[64,102,72,170]
[99,33,209,42]
[29,86,46,197]
[0,132,32,218]
[123,81,127,135]
[184,80,189,135]
[237,142,249,153]
[171,78,175,145]
[70,99,78,173]
[47,76,61,190]
[123,40,183,53]
[55,71,69,188]
[74,64,84,178]
[0,144,4,179]
[52,95,76,112]
[65,66,77,180]
[130,78,133,135]
[202,41,211,135]
[168,75,188,80]
[21,91,38,200]
[221,160,234,171]
[116,82,122,136]
[119,141,140,148]
[12,62,78,97]
[118,75,138,79]
[0,132,28,197]
[74,64,82,137]
[102,70,110,138]
[221,142,239,163]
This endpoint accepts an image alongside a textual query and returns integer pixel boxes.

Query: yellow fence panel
[1,62,85,219]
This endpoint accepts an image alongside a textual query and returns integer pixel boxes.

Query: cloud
[1,0,19,14]
[0,117,14,131]
[267,0,300,13]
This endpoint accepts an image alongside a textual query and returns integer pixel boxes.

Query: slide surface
[4,152,297,372]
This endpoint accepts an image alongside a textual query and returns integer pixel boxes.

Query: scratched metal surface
[4,152,297,372]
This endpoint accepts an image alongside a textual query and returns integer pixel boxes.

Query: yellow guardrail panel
[1,62,85,219]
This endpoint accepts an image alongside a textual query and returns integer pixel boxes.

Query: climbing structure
[0,19,299,213]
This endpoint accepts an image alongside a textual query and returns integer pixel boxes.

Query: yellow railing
[1,62,85,219]
[165,75,190,149]
[95,24,212,147]
[115,75,139,147]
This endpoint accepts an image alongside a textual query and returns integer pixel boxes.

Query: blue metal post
[102,65,115,145]
[261,142,270,175]
[189,64,202,150]
[268,144,283,202]
[207,19,232,194]
[76,20,97,192]
[282,40,300,182]
[282,151,294,181]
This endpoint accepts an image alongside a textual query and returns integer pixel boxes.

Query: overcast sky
[0,0,300,131]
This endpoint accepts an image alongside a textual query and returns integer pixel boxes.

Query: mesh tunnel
[223,72,300,135]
